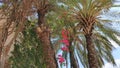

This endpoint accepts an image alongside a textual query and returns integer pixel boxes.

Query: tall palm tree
[0,0,57,68]
[57,0,120,68]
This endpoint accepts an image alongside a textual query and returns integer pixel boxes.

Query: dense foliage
[9,21,46,68]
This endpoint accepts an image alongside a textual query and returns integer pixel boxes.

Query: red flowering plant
[58,55,65,64]
[57,29,70,66]
[61,46,69,52]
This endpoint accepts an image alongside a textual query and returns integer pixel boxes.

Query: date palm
[57,0,120,68]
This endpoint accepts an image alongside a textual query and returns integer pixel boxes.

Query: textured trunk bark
[85,34,98,68]
[36,10,57,68]
[69,41,79,68]
[39,29,57,68]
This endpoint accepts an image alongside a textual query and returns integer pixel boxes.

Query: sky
[102,0,120,68]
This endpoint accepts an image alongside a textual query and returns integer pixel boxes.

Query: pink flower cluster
[58,55,65,64]
[58,29,70,64]
[60,39,69,46]
[61,46,69,52]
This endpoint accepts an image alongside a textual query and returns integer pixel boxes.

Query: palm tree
[57,0,120,68]
[0,0,57,68]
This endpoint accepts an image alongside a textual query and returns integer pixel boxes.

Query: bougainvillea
[58,55,65,64]
[57,29,70,65]
[61,46,69,52]
[60,39,70,46]
[61,29,69,39]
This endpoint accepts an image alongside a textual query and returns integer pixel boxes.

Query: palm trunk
[39,29,57,68]
[36,10,57,68]
[85,34,98,68]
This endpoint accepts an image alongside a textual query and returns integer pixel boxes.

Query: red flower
[61,46,69,52]
[60,39,70,46]
[58,55,65,64]
[61,29,69,39]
